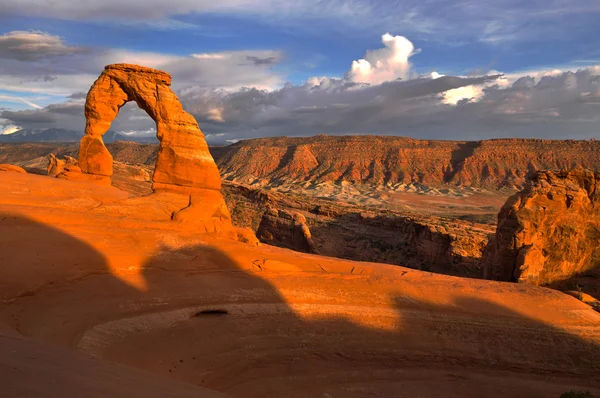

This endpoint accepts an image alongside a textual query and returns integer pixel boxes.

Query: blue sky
[1,0,600,141]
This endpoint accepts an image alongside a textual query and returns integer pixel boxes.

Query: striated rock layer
[483,168,600,285]
[224,182,491,277]
[214,135,600,189]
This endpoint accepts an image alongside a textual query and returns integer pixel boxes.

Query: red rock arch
[79,63,221,192]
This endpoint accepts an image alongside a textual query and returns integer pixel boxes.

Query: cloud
[0,31,86,61]
[0,124,20,135]
[0,30,284,99]
[2,29,599,143]
[4,66,600,143]
[348,33,420,84]
[246,56,278,66]
[2,0,599,46]
[0,93,42,109]
[164,65,600,142]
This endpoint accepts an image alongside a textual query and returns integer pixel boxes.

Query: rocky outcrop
[257,208,318,254]
[48,153,79,177]
[0,164,26,173]
[483,169,600,285]
[81,63,221,192]
[235,227,261,247]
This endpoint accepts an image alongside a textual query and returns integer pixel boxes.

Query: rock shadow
[306,212,485,278]
[444,141,481,183]
[1,213,599,398]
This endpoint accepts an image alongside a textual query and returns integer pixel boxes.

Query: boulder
[482,168,600,285]
[235,227,261,247]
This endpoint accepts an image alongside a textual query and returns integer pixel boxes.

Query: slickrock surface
[483,169,600,285]
[81,64,221,192]
[0,163,26,173]
[0,332,230,398]
[0,171,599,397]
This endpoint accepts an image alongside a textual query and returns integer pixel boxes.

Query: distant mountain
[0,128,158,143]
[0,128,82,142]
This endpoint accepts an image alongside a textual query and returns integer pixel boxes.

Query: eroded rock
[48,153,79,177]
[0,164,26,173]
[483,168,600,285]
[80,63,221,191]
[235,227,261,247]
[257,208,318,254]
[75,63,235,235]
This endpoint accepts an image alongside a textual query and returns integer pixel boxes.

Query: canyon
[1,63,600,397]
[2,136,599,280]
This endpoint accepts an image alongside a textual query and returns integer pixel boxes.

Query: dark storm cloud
[68,92,88,99]
[4,67,600,142]
[177,67,600,142]
[246,56,278,66]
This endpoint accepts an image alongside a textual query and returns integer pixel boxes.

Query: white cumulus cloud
[348,33,420,84]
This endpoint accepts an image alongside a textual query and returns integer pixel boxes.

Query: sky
[1,0,600,143]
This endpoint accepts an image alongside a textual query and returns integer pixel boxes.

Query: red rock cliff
[482,168,600,285]
[213,136,600,189]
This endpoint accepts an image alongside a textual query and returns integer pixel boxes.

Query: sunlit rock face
[80,63,222,192]
[483,168,600,285]
[77,63,238,235]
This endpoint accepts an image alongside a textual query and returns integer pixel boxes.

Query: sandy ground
[1,172,599,397]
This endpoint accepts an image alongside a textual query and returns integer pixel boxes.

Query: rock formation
[483,168,600,285]
[80,63,221,192]
[48,153,79,177]
[74,63,239,235]
[257,208,318,254]
[0,164,26,173]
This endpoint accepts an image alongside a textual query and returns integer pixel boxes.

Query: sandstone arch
[76,64,235,235]
[79,63,221,192]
